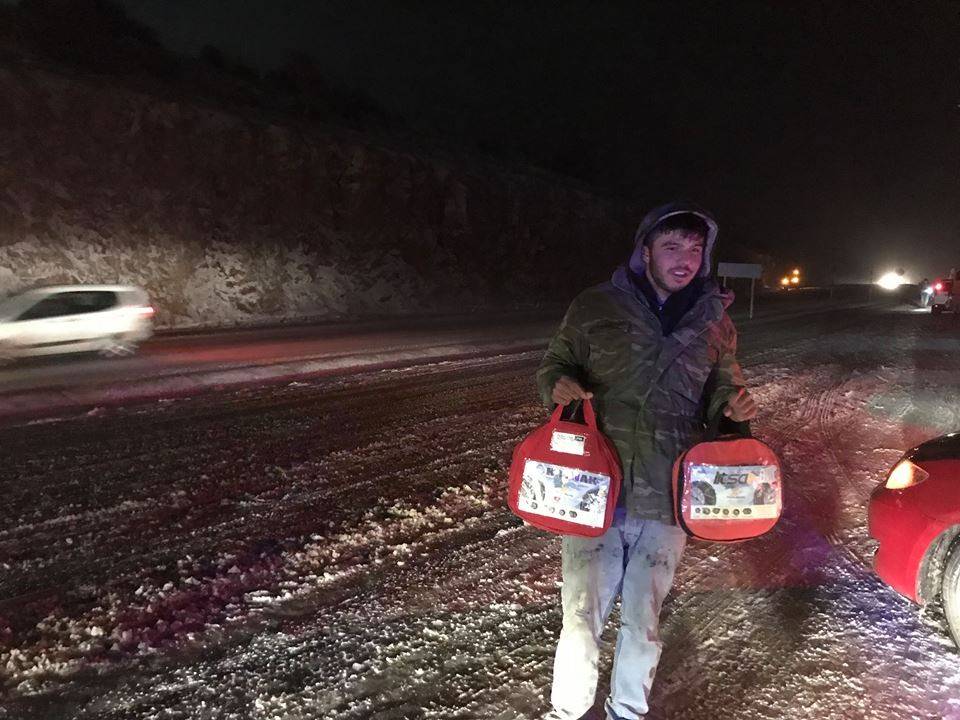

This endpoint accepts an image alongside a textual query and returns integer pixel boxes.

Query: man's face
[642,229,705,297]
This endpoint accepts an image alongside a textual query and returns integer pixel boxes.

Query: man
[919,278,931,308]
[536,202,757,720]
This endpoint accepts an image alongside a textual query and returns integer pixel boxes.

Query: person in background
[919,278,932,307]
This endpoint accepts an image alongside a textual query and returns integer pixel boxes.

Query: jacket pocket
[585,320,632,380]
[662,364,711,416]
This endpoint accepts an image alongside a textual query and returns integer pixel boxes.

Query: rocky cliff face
[0,56,633,328]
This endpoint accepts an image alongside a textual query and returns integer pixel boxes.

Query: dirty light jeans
[549,511,687,720]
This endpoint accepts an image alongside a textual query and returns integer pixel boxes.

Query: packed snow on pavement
[1,301,959,720]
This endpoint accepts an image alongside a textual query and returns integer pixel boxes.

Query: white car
[0,285,154,361]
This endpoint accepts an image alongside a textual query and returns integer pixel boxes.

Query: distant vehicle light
[877,272,904,290]
[934,282,943,291]
[790,276,799,284]
[884,459,930,490]
[792,269,800,275]
[780,277,790,286]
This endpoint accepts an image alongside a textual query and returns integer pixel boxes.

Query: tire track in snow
[5,513,561,719]
[0,353,549,690]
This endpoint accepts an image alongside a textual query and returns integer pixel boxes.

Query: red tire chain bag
[508,399,622,537]
[672,420,782,542]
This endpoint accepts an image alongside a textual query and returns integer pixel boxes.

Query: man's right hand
[551,376,593,406]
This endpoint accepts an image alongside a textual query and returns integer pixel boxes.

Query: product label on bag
[550,431,586,455]
[517,459,610,528]
[686,463,781,520]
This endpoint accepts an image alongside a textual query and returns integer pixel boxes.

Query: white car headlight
[884,459,930,490]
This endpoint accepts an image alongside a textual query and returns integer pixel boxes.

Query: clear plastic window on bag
[517,459,612,528]
[684,463,781,520]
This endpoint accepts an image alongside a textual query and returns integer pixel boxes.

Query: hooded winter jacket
[536,202,745,522]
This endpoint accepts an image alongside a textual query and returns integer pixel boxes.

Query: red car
[869,432,960,646]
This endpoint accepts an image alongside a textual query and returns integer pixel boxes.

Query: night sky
[109,2,960,280]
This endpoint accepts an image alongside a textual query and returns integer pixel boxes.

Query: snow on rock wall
[0,61,632,328]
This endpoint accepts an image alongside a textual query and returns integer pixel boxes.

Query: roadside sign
[717,262,763,319]
[717,262,762,279]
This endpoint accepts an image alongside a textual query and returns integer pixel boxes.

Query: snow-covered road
[2,301,959,720]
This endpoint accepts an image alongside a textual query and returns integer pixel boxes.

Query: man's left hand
[723,388,757,422]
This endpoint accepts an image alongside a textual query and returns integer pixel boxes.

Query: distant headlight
[884,459,930,489]
[877,272,905,290]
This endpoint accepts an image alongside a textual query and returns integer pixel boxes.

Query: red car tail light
[884,459,930,490]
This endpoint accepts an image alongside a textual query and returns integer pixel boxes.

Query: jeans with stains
[549,510,687,720]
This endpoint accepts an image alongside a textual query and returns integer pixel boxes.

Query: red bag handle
[550,398,598,431]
